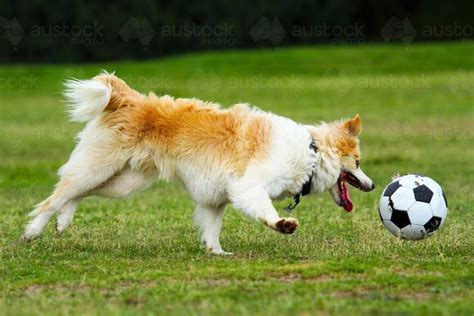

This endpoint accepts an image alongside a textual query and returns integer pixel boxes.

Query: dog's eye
[356,160,360,168]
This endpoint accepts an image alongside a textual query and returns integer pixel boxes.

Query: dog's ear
[343,114,361,136]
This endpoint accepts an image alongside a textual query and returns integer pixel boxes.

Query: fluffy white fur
[64,78,112,122]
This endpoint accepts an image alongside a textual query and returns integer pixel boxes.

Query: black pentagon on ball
[391,208,411,229]
[413,184,433,203]
[384,181,401,197]
[424,216,442,233]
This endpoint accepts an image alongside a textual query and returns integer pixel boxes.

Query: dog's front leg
[229,185,298,234]
[194,204,231,255]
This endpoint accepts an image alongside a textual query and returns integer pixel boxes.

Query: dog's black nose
[370,183,375,191]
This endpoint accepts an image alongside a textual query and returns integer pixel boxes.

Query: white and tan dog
[22,72,374,254]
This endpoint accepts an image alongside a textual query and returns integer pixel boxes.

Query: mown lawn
[0,42,473,315]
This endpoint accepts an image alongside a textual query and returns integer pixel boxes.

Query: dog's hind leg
[23,133,129,240]
[23,165,121,241]
[91,167,156,198]
[55,198,81,234]
[23,163,124,240]
[55,166,156,234]
[21,197,57,241]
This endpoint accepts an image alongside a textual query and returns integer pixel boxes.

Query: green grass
[1,42,473,315]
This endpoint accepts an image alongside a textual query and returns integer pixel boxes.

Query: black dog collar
[284,139,317,212]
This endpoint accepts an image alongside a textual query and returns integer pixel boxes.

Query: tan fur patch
[94,74,142,112]
[100,77,271,175]
[336,136,360,159]
[343,114,361,136]
[307,118,361,163]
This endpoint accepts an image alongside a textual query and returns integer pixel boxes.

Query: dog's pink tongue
[341,181,353,212]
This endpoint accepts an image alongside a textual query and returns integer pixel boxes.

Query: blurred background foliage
[0,0,473,63]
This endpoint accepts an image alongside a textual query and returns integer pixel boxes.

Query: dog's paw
[275,217,299,234]
[208,247,233,256]
[211,249,233,256]
[20,234,34,243]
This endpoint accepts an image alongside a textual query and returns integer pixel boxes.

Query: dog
[22,72,375,254]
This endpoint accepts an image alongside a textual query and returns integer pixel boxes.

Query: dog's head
[309,115,375,212]
[329,115,374,211]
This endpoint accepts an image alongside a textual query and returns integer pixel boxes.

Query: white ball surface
[379,174,448,240]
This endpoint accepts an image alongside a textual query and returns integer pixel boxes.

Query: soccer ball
[379,174,448,240]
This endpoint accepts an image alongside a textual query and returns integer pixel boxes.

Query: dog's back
[66,72,272,175]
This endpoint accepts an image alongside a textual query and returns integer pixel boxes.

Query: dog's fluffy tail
[64,71,140,122]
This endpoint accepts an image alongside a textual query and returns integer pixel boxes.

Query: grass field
[0,42,473,315]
